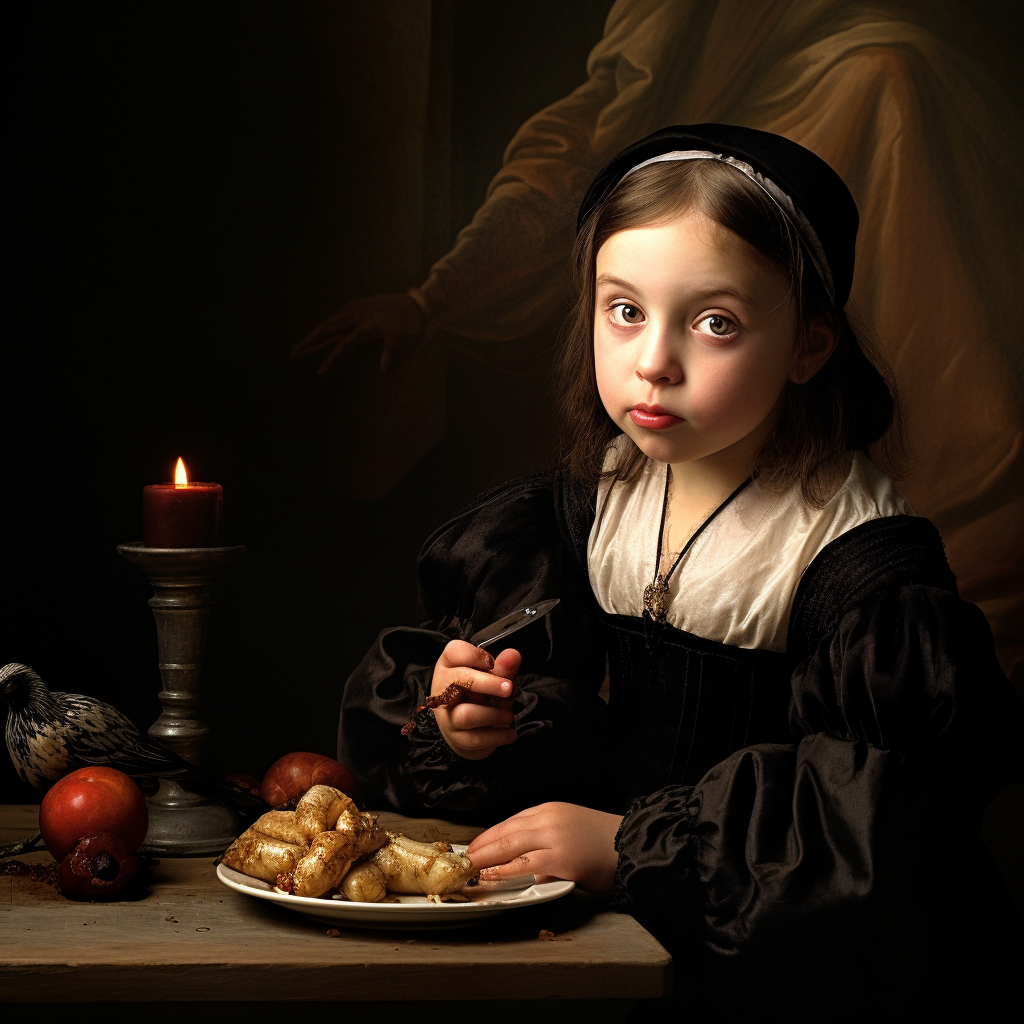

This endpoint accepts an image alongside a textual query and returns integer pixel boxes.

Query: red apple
[39,767,149,862]
[261,752,359,809]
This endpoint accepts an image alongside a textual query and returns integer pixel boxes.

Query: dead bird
[1,662,265,815]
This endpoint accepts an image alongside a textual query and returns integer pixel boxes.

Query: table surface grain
[0,804,671,1004]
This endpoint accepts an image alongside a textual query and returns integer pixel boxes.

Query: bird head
[0,663,47,708]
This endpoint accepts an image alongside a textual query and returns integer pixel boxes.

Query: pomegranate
[57,833,139,900]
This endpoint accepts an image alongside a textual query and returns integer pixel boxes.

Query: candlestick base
[139,780,244,857]
[118,542,246,857]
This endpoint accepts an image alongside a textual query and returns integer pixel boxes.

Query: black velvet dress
[337,470,1023,1017]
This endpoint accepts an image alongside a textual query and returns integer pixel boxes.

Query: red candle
[143,457,223,548]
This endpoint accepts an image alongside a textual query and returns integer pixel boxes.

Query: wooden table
[1,805,671,1020]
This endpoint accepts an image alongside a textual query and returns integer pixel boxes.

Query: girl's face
[594,209,801,470]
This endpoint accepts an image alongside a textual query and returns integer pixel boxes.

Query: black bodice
[337,469,1023,1007]
[600,610,793,810]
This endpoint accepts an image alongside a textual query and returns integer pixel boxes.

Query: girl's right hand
[430,640,521,761]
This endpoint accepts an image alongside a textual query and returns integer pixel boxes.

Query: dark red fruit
[39,766,148,861]
[261,752,358,810]
[57,833,139,900]
[224,773,261,796]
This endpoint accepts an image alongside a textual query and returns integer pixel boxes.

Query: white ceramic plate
[215,846,574,930]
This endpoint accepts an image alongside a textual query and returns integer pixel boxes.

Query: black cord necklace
[642,467,753,623]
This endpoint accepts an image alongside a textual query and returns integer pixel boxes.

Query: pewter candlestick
[117,542,245,856]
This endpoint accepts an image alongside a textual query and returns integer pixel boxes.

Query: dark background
[5,0,614,802]
[5,2,1022,920]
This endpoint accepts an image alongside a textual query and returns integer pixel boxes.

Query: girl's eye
[695,314,737,338]
[610,303,646,327]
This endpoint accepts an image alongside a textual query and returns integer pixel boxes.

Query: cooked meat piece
[246,810,310,847]
[371,832,474,896]
[291,818,388,898]
[340,860,389,903]
[222,830,307,884]
[294,785,355,838]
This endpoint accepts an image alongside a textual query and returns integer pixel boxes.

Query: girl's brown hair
[557,159,903,506]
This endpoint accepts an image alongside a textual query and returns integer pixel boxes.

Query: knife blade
[469,598,560,649]
[400,598,561,737]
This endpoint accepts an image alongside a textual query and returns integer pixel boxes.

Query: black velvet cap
[577,124,859,308]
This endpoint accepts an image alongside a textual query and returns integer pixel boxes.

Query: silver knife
[401,598,560,736]
[469,598,560,649]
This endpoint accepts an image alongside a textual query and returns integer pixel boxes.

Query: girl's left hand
[466,802,623,894]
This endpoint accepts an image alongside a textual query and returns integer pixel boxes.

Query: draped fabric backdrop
[401,0,1024,677]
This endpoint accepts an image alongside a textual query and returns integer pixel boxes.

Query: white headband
[624,150,835,303]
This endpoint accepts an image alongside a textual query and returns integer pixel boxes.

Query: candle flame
[174,457,188,488]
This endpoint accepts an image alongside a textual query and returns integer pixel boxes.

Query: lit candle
[142,457,224,548]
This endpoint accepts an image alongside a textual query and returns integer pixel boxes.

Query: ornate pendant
[643,573,670,623]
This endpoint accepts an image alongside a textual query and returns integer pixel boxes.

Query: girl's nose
[634,328,683,385]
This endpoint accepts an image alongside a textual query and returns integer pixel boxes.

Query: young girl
[338,125,1022,1011]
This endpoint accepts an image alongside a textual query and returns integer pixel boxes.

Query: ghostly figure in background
[294,0,1023,670]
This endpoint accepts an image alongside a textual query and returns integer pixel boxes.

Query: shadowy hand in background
[293,292,429,374]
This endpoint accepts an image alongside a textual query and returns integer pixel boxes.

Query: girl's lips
[629,406,683,430]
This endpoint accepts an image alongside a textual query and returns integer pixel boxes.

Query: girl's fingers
[465,824,510,858]
[467,804,619,892]
[475,857,557,883]
[459,688,514,710]
[491,647,522,679]
[449,727,518,754]
[433,668,514,702]
[440,640,495,670]
[436,644,513,697]
[466,825,549,870]
[432,640,520,757]
[473,848,562,880]
[475,854,536,878]
[446,702,514,732]
[466,805,546,855]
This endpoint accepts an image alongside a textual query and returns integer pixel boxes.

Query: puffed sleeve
[337,473,607,820]
[612,582,1024,972]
